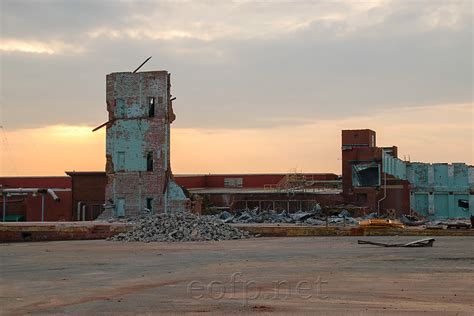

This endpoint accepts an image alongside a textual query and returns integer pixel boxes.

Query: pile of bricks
[108,212,252,242]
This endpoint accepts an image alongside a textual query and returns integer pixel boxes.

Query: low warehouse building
[0,177,72,221]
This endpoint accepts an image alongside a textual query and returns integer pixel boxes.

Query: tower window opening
[147,151,153,171]
[148,97,155,117]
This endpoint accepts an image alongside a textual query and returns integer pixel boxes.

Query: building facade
[103,71,188,217]
[382,153,474,218]
[342,129,473,219]
[341,129,411,215]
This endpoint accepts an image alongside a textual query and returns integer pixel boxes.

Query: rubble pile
[400,215,428,226]
[109,212,252,242]
[214,208,359,226]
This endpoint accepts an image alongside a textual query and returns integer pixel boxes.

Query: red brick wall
[341,146,383,193]
[175,173,339,189]
[204,192,344,211]
[1,177,71,188]
[349,178,410,215]
[341,129,410,215]
[67,173,107,220]
[25,191,72,221]
[174,175,207,188]
[0,177,72,221]
[205,175,285,188]
[342,129,376,147]
[380,178,411,214]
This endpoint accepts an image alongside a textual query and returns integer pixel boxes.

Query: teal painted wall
[413,193,429,215]
[106,120,150,172]
[407,163,473,219]
[382,152,473,219]
[382,151,406,180]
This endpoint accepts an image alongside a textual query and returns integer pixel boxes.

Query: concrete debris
[291,211,316,222]
[400,215,428,226]
[329,216,358,225]
[338,209,351,218]
[361,212,379,219]
[304,218,326,225]
[218,210,233,223]
[108,213,252,242]
[426,218,472,227]
[212,208,359,226]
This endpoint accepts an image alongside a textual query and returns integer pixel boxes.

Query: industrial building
[341,129,410,214]
[0,172,342,221]
[341,129,473,218]
[386,154,473,218]
[0,70,472,222]
[0,177,72,221]
[2,127,471,221]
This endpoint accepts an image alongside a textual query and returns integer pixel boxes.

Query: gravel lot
[1,236,473,315]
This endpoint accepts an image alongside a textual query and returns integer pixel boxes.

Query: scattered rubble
[109,212,252,242]
[400,215,428,226]
[213,207,361,226]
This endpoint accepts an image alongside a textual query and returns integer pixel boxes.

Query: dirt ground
[1,236,473,315]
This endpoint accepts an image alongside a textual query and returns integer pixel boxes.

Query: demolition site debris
[108,212,252,242]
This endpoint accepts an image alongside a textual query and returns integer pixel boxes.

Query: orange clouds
[1,103,472,176]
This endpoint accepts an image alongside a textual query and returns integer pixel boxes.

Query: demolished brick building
[341,129,473,218]
[102,71,188,217]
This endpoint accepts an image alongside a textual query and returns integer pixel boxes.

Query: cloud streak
[1,102,471,176]
[0,0,472,169]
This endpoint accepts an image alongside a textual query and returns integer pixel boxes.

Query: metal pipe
[47,189,60,201]
[3,188,40,194]
[82,204,86,221]
[2,193,6,222]
[164,188,168,214]
[377,171,387,215]
[3,188,59,201]
[41,193,45,222]
[77,201,82,221]
[138,172,142,213]
[1,188,59,222]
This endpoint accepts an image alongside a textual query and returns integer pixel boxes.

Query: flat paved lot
[1,237,473,315]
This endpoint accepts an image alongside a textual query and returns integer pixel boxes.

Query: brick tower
[103,71,188,217]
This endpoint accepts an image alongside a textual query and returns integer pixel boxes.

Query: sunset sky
[1,0,472,176]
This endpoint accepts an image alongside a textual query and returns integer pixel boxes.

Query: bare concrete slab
[0,222,133,242]
[1,237,473,315]
[2,222,473,243]
[233,224,474,237]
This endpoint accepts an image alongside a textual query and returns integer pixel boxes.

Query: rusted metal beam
[92,120,111,132]
[132,56,152,73]
[358,238,435,247]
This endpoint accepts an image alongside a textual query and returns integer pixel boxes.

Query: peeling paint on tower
[102,71,189,217]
